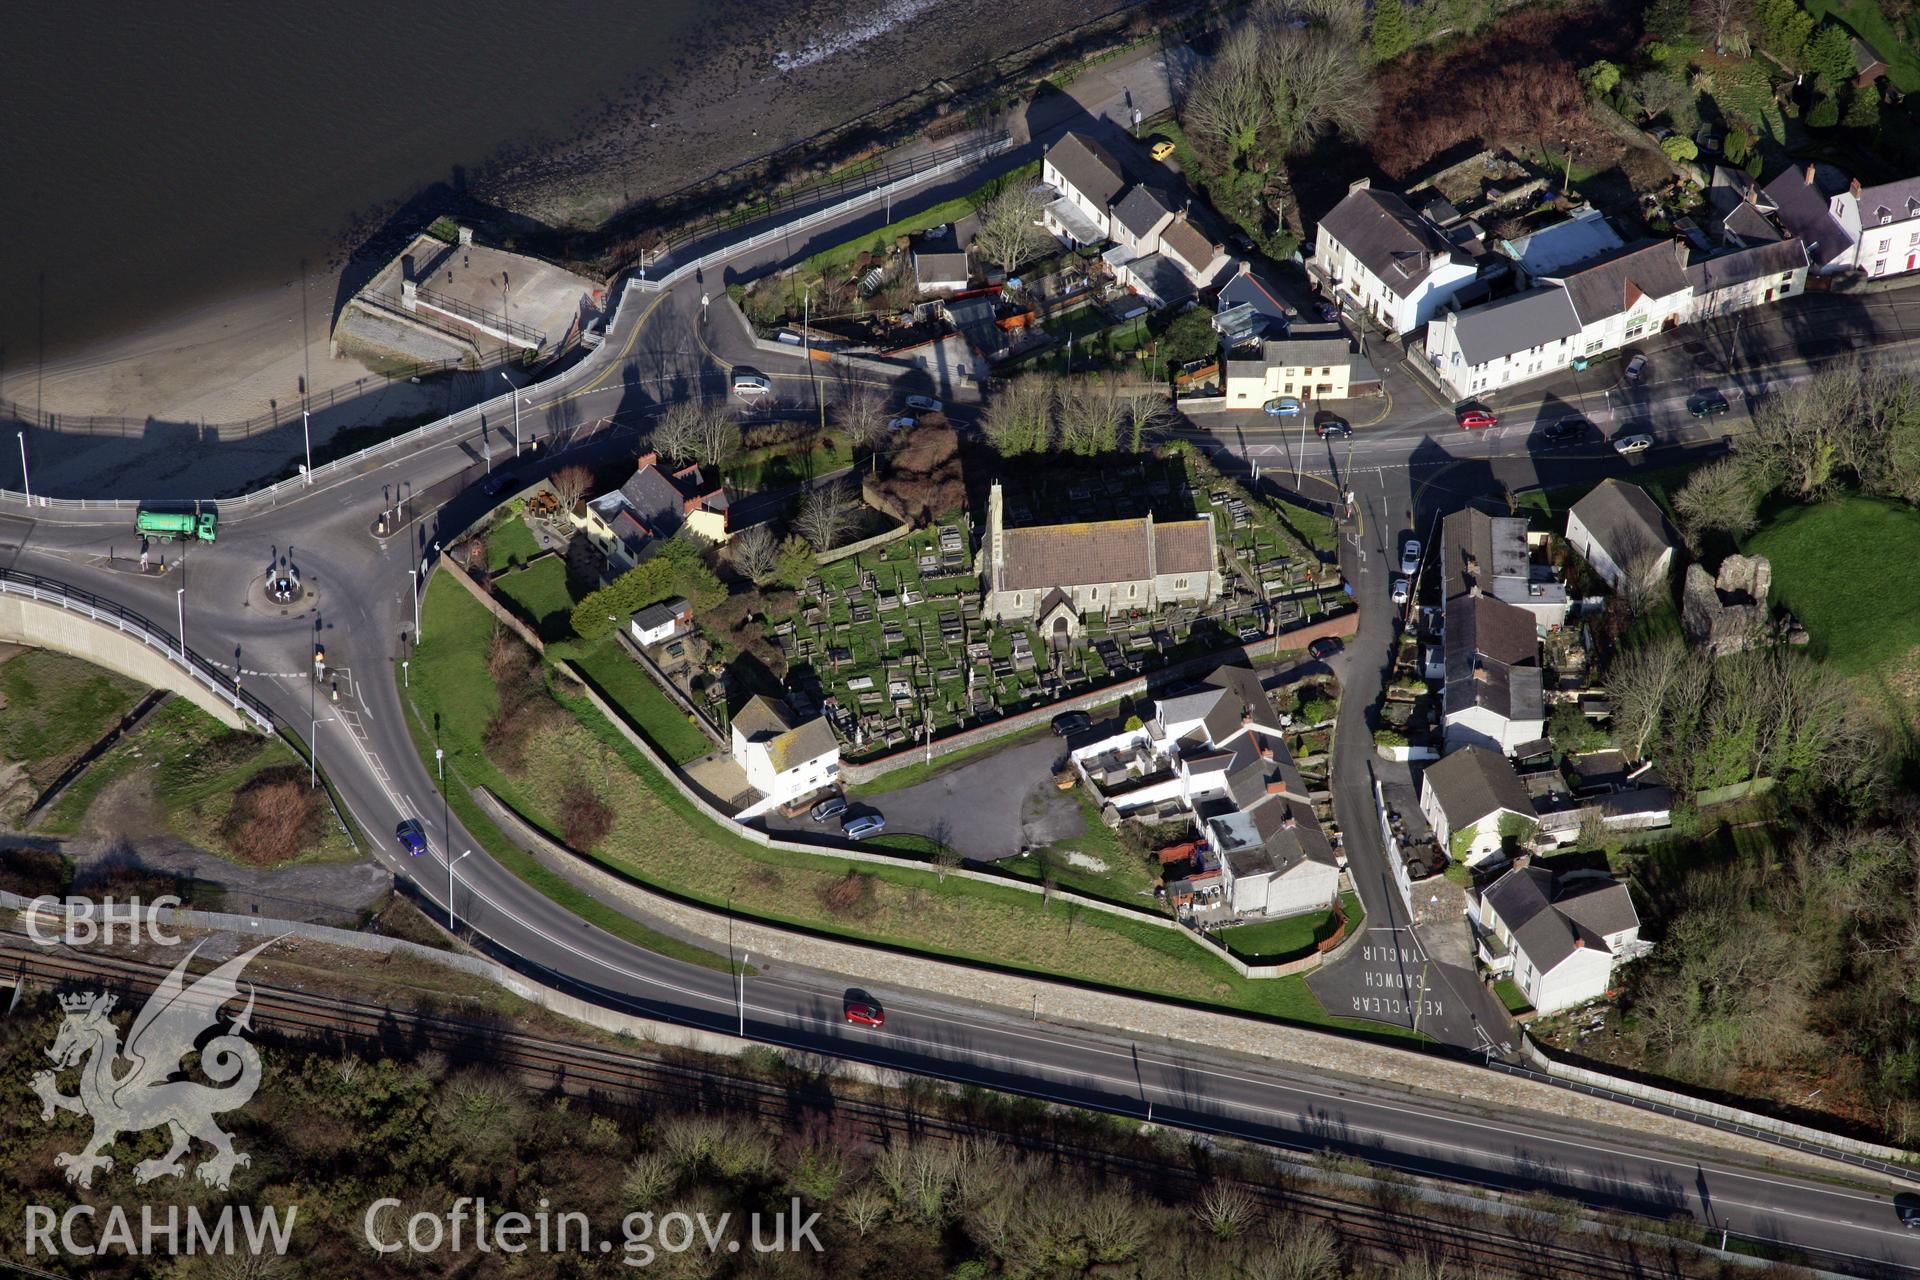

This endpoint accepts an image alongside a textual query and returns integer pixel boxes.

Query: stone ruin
[1682,554,1804,655]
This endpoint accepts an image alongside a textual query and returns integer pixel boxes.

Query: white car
[887,415,916,431]
[1391,578,1411,605]
[904,395,943,413]
[1612,433,1655,454]
[1400,539,1421,575]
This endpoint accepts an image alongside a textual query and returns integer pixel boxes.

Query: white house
[1437,507,1568,629]
[1566,479,1679,596]
[1544,239,1692,363]
[1684,237,1809,320]
[1442,595,1545,755]
[731,695,840,818]
[1424,287,1584,400]
[1471,864,1645,1013]
[1776,169,1920,280]
[629,596,691,647]
[1419,746,1539,866]
[1223,324,1356,408]
[1314,179,1480,335]
[1040,132,1127,247]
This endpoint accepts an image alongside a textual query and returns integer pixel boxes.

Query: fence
[0,569,273,733]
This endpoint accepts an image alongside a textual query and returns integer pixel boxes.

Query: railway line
[3,937,1852,1279]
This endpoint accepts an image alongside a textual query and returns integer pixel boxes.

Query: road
[3,84,1920,1270]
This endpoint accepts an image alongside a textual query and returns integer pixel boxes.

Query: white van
[731,370,773,398]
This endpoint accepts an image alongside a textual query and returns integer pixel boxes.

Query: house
[1223,324,1356,407]
[1497,207,1625,284]
[1529,751,1674,846]
[1706,167,1787,248]
[1852,36,1889,88]
[1767,163,1920,279]
[1471,864,1645,1013]
[1437,508,1567,628]
[1546,240,1692,363]
[629,596,691,647]
[979,482,1220,639]
[1041,132,1127,247]
[1216,261,1295,337]
[1442,595,1545,754]
[1764,163,1858,274]
[730,695,840,818]
[1566,479,1679,595]
[1685,235,1808,319]
[913,251,971,294]
[579,451,732,571]
[1424,287,1584,399]
[1313,178,1480,335]
[1074,666,1341,920]
[1419,745,1539,866]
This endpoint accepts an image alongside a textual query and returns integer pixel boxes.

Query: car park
[842,813,886,840]
[1263,396,1303,417]
[394,819,428,857]
[844,1000,885,1027]
[1457,407,1498,430]
[1400,538,1421,575]
[1624,353,1648,383]
[904,395,943,413]
[809,795,848,823]
[1612,433,1654,454]
[1315,417,1352,439]
[1391,578,1410,604]
[1689,390,1731,417]
[1051,710,1093,737]
[1540,417,1588,444]
[1309,637,1343,661]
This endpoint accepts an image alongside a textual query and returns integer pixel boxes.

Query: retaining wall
[439,553,546,654]
[818,521,917,564]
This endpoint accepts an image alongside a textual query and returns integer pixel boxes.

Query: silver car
[1612,433,1654,454]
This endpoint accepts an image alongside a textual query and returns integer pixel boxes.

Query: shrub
[221,767,322,865]
[559,782,616,851]
[817,869,876,917]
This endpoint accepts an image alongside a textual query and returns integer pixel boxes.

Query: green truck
[136,504,217,543]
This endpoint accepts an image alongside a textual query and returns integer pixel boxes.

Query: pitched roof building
[1566,479,1679,596]
[1313,179,1480,334]
[1472,864,1645,1013]
[731,694,841,818]
[1419,745,1539,865]
[1443,595,1545,755]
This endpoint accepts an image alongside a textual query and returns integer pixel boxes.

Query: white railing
[0,136,1014,521]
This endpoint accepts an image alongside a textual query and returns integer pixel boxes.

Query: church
[979,481,1223,643]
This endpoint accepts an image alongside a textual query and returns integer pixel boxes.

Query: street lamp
[309,716,331,789]
[17,432,29,503]
[175,587,186,662]
[302,409,312,484]
[448,849,473,932]
[408,569,420,641]
[499,371,521,455]
[738,951,750,1036]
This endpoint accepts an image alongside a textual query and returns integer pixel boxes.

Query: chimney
[1850,177,1862,197]
[1239,260,1253,277]
[1473,659,1489,682]
[1805,164,1817,186]
[1265,778,1288,795]
[634,450,659,471]
[1348,176,1372,195]
[1574,937,1586,948]
[1282,814,1297,829]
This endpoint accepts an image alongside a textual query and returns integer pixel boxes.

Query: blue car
[842,813,886,840]
[1263,397,1303,418]
[395,819,428,857]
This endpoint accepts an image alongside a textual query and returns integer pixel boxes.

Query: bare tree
[982,373,1056,455]
[1610,634,1700,761]
[1673,456,1761,545]
[1263,25,1377,155]
[696,406,743,471]
[794,480,856,552]
[731,523,779,584]
[550,464,594,511]
[1116,378,1174,452]
[1057,376,1124,455]
[974,185,1052,278]
[1695,0,1748,49]
[836,387,891,470]
[1181,19,1374,167]
[1183,23,1272,163]
[652,401,704,463]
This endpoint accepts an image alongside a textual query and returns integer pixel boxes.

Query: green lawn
[724,437,855,491]
[1746,497,1920,680]
[1493,977,1534,1015]
[40,699,357,866]
[998,788,1158,907]
[1216,892,1361,963]
[407,575,1420,1038]
[0,651,144,806]
[569,633,715,765]
[485,517,542,571]
[491,556,577,642]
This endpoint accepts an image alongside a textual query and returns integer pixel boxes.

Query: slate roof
[1482,865,1638,974]
[1259,329,1352,370]
[1763,164,1855,267]
[619,459,721,535]
[1123,252,1196,306]
[1553,241,1691,323]
[1113,185,1174,241]
[1202,664,1284,736]
[631,596,690,632]
[1161,215,1221,275]
[733,694,794,741]
[1446,288,1582,366]
[1218,266,1293,324]
[1045,132,1128,208]
[1685,237,1808,293]
[767,716,839,773]
[996,516,1214,591]
[1446,595,1538,668]
[1569,479,1678,565]
[1439,508,1531,603]
[1856,177,1920,226]
[1319,187,1461,298]
[1718,201,1783,246]
[1444,642,1543,728]
[1424,745,1538,829]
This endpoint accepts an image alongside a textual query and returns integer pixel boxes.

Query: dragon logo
[30,939,277,1190]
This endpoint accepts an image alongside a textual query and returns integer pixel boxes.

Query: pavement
[822,732,1081,859]
[4,51,1920,1267]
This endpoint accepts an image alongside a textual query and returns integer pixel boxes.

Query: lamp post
[17,432,29,503]
[309,716,330,789]
[499,371,521,456]
[175,587,186,662]
[409,569,420,641]
[302,409,312,483]
[448,849,472,932]
[737,951,750,1036]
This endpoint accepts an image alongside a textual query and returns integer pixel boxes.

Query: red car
[1457,408,1498,430]
[844,1001,885,1028]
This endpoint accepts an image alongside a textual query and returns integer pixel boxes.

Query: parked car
[842,813,887,840]
[1400,538,1422,575]
[1316,301,1339,321]
[1540,416,1588,444]
[886,415,916,431]
[394,819,428,858]
[1315,416,1352,439]
[809,795,848,823]
[1391,578,1411,605]
[1457,407,1498,430]
[731,369,773,398]
[1612,433,1655,454]
[1624,352,1648,383]
[1148,137,1176,161]
[1263,396,1303,417]
[844,999,886,1028]
[1689,390,1731,417]
[904,395,943,413]
[1051,710,1093,737]
[1308,636,1343,661]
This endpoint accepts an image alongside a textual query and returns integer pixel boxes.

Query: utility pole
[448,849,472,932]
[17,432,29,503]
[175,587,186,662]
[499,370,521,455]
[1295,413,1310,488]
[302,409,312,483]
[309,717,328,789]
[1412,961,1431,1037]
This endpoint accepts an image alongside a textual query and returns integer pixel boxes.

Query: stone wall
[438,552,546,654]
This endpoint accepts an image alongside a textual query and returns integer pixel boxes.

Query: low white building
[629,597,691,647]
[1471,864,1645,1013]
[731,695,840,818]
[1419,746,1538,866]
[1566,479,1679,596]
[1768,164,1920,280]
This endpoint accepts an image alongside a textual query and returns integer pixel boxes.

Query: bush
[1807,95,1839,128]
[221,767,322,865]
[817,869,876,917]
[560,782,616,851]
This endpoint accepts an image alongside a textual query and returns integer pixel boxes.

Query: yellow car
[1149,139,1176,162]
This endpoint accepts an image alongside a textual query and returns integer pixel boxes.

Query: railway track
[2,941,1844,1279]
